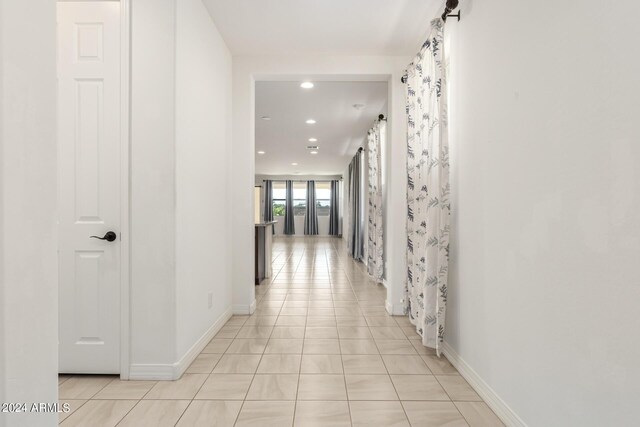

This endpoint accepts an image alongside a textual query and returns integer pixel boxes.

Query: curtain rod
[356,115,385,152]
[401,1,460,84]
[442,0,460,22]
[262,179,340,183]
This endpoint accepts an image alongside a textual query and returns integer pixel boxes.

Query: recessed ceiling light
[291,162,298,166]
[257,151,265,154]
[306,119,316,124]
[261,116,271,120]
[308,138,318,142]
[310,151,318,155]
[300,82,314,89]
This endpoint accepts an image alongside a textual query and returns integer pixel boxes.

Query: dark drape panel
[329,180,340,236]
[263,180,273,222]
[304,181,318,235]
[283,180,295,235]
[262,180,274,234]
[348,151,364,260]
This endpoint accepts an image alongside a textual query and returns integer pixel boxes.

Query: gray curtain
[263,180,274,233]
[329,180,340,236]
[348,151,364,260]
[283,180,295,235]
[263,180,273,223]
[304,181,318,235]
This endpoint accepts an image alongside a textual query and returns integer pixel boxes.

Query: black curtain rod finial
[378,114,385,120]
[442,0,460,21]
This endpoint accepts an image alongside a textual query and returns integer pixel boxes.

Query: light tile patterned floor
[58,237,504,426]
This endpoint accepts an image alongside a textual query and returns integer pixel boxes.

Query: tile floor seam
[91,377,118,400]
[290,247,307,427]
[171,399,195,427]
[109,398,140,427]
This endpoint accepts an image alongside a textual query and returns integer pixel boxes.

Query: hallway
[58,237,502,426]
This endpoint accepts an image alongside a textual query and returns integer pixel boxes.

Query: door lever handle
[90,231,117,242]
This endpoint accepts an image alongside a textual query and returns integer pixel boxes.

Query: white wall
[175,0,233,358]
[0,0,58,425]
[232,57,410,315]
[273,215,331,236]
[129,0,233,377]
[445,0,640,426]
[130,0,178,368]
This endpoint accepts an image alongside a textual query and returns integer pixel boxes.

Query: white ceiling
[202,0,440,56]
[255,81,388,175]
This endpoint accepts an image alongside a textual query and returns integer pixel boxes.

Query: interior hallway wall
[445,0,640,425]
[0,0,58,425]
[175,0,233,359]
[130,0,178,371]
[272,216,331,236]
[232,57,410,316]
[130,0,233,377]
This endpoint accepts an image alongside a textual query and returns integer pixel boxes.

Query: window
[316,181,331,216]
[272,181,286,217]
[271,181,332,217]
[293,182,306,216]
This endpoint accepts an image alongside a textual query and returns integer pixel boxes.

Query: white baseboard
[385,299,394,315]
[384,299,406,316]
[127,364,175,380]
[441,341,527,427]
[129,306,232,381]
[232,299,256,315]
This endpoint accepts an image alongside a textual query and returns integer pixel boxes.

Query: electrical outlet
[208,293,213,309]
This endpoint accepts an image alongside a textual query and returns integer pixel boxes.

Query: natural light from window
[272,181,332,217]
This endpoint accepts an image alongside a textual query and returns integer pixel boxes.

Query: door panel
[58,1,121,374]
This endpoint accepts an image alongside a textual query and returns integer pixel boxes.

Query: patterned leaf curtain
[367,119,385,281]
[404,18,451,355]
[283,180,295,235]
[304,181,318,235]
[328,180,340,236]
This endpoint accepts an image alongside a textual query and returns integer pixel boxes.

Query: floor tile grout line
[171,399,196,427]
[58,398,90,425]
[452,401,491,427]
[111,396,143,427]
[290,246,307,427]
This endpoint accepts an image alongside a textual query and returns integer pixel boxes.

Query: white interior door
[58,1,121,374]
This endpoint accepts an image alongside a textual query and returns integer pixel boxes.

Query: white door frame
[118,0,131,380]
[57,0,131,379]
